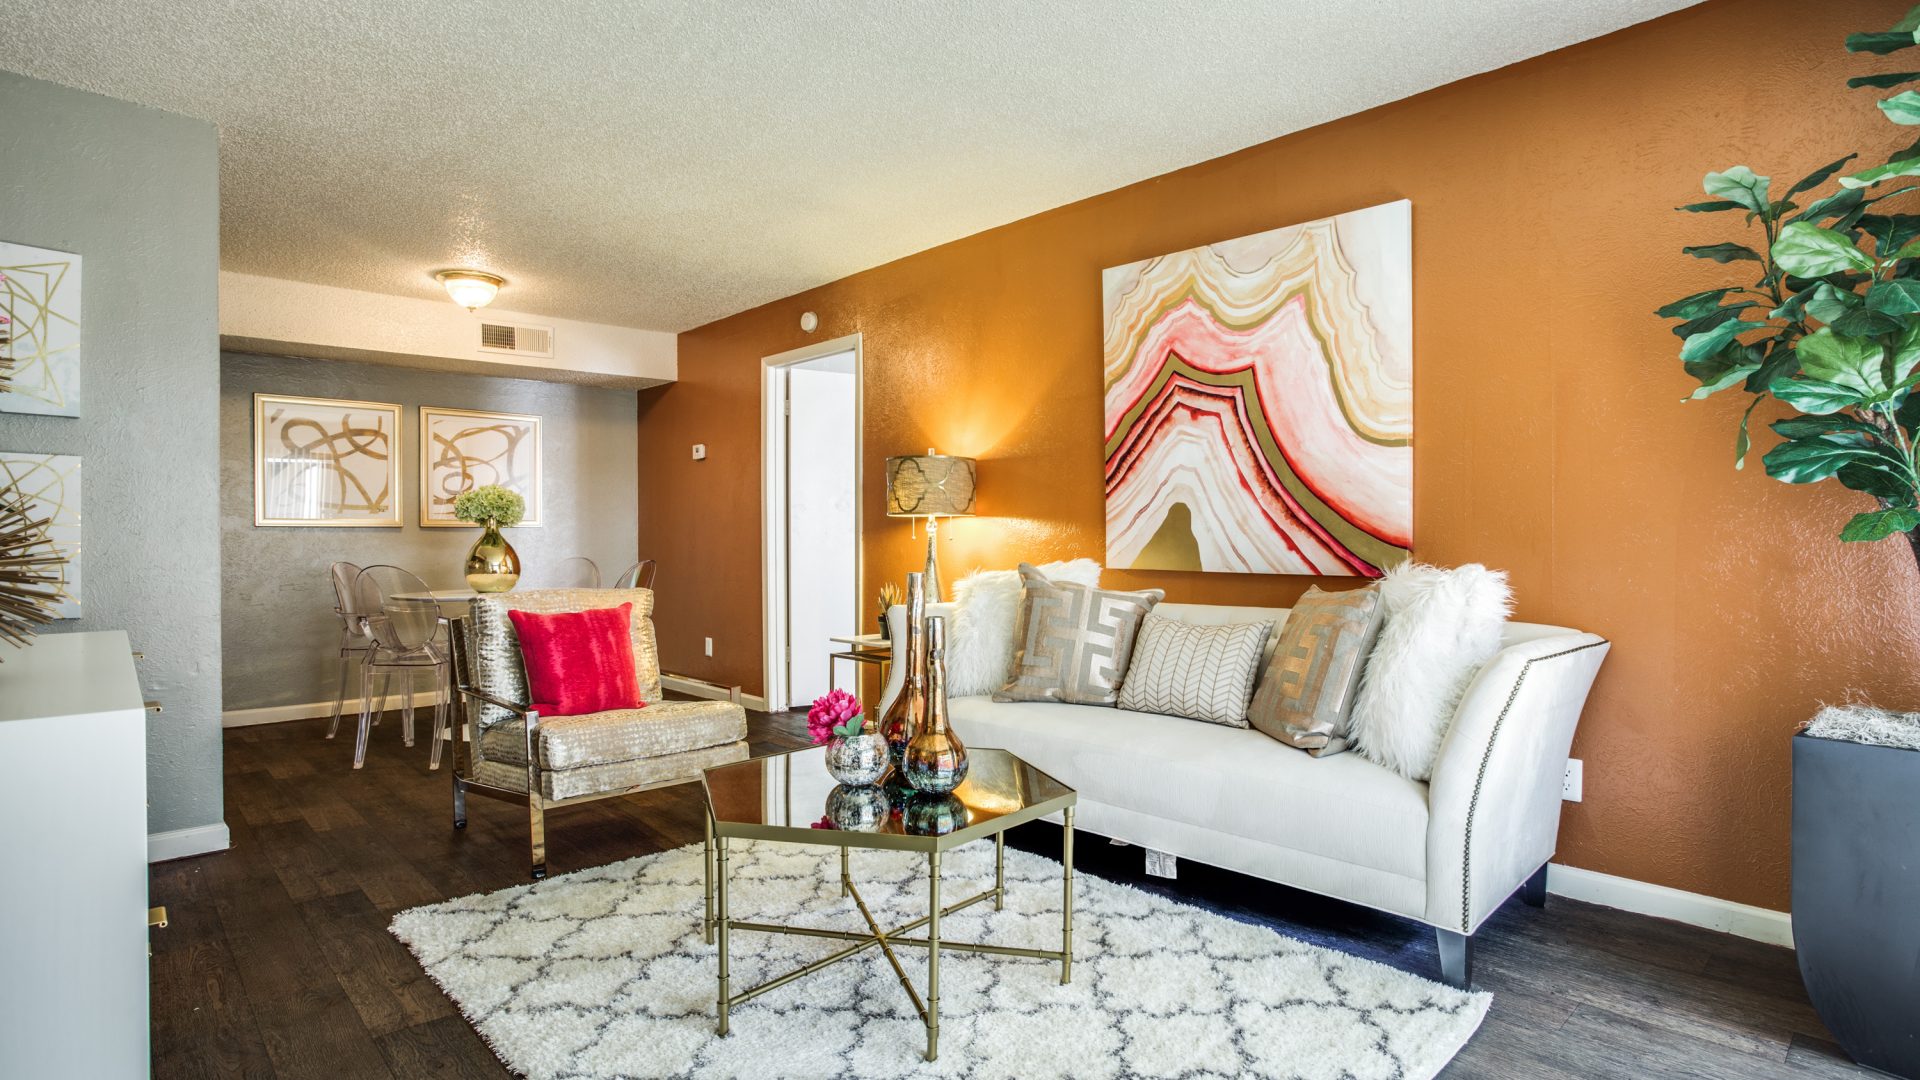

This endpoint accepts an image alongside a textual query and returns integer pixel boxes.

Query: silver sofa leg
[529,797,548,880]
[451,775,467,829]
[1436,928,1473,989]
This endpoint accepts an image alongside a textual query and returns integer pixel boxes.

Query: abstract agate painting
[1102,200,1412,577]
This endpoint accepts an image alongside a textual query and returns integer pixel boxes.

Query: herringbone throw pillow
[1117,614,1274,727]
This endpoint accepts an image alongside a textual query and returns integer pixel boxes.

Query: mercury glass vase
[464,518,521,593]
[824,732,888,787]
[825,784,889,832]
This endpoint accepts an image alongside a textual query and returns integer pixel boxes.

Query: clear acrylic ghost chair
[552,555,602,589]
[324,561,393,742]
[613,559,657,591]
[351,564,453,770]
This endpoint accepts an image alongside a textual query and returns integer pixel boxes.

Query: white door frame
[761,333,863,712]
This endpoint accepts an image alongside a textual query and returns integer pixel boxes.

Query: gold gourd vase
[878,571,928,772]
[464,517,521,593]
[903,614,969,795]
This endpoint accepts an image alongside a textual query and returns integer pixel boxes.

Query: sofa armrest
[1424,632,1610,933]
[876,601,959,715]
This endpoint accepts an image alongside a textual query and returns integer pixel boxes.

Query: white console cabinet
[0,631,151,1077]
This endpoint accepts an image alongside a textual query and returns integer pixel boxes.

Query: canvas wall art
[253,394,403,527]
[1102,199,1412,577]
[0,453,82,618]
[420,406,542,527]
[0,242,82,417]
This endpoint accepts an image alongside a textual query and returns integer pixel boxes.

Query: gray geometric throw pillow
[1117,614,1274,727]
[993,563,1164,707]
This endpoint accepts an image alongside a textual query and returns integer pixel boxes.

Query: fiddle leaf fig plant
[1668,5,1920,562]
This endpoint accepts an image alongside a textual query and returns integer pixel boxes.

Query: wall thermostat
[799,311,819,333]
[692,443,707,460]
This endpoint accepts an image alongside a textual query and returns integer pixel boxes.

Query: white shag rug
[391,841,1489,1080]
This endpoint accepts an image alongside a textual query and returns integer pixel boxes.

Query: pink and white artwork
[1102,200,1412,576]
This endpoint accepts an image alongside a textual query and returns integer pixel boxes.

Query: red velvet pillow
[507,604,644,717]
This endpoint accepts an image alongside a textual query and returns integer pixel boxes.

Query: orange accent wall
[641,0,1920,910]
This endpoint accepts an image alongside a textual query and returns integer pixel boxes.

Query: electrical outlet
[704,637,714,657]
[1144,849,1178,879]
[692,443,707,460]
[1563,758,1584,802]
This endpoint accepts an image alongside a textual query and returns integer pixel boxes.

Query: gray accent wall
[0,71,224,842]
[220,352,639,711]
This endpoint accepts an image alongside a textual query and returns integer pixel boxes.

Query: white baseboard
[661,674,770,713]
[223,689,443,728]
[1549,862,1793,948]
[148,822,230,863]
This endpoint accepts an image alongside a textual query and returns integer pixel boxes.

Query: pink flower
[806,688,864,744]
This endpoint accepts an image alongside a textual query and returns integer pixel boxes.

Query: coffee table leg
[716,835,731,1036]
[994,830,1006,910]
[840,846,850,898]
[703,811,716,945]
[926,848,941,1062]
[1061,807,1075,984]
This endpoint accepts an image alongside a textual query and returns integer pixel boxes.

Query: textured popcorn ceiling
[1,0,1695,332]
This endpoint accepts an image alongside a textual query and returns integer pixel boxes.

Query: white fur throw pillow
[943,558,1101,697]
[1348,562,1512,781]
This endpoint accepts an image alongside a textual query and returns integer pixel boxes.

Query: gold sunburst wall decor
[1102,200,1412,577]
[0,454,81,625]
[0,478,66,655]
[0,242,82,418]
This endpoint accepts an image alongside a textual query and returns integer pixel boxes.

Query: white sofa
[879,599,1610,988]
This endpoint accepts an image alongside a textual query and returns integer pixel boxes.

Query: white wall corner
[148,822,230,864]
[217,271,678,388]
[1548,862,1794,948]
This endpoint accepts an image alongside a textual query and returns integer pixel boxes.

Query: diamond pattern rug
[391,841,1489,1079]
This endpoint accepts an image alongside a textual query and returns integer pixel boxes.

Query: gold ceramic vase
[878,572,928,769]
[464,518,521,593]
[903,615,968,795]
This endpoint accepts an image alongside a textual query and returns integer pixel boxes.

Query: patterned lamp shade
[885,454,977,518]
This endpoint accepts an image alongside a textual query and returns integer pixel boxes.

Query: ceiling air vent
[477,321,554,358]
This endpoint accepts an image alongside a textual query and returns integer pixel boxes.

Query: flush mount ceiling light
[435,269,505,311]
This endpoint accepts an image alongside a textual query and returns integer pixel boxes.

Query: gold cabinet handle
[148,906,168,928]
[145,700,163,713]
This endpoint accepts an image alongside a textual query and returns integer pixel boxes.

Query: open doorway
[761,335,861,711]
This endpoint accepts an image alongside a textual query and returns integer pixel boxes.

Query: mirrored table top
[702,746,1076,852]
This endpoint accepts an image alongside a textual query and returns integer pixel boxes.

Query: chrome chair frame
[448,616,703,880]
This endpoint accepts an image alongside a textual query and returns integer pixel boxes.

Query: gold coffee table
[700,746,1077,1062]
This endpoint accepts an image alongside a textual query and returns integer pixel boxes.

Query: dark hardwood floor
[152,706,1871,1079]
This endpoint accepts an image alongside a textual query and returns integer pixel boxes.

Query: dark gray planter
[1792,732,1920,1079]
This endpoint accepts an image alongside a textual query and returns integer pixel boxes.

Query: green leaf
[1851,72,1920,89]
[1848,30,1920,55]
[1734,397,1762,469]
[1893,320,1920,381]
[1805,282,1862,324]
[1839,462,1912,499]
[1704,166,1771,212]
[1657,288,1733,320]
[1684,242,1762,263]
[1762,434,1877,483]
[1795,187,1866,223]
[1770,377,1870,414]
[1674,303,1759,339]
[1882,91,1920,124]
[1676,199,1747,213]
[1787,154,1860,196]
[1681,320,1766,362]
[1798,327,1888,394]
[1901,4,1920,33]
[1833,306,1906,336]
[1841,506,1920,541]
[1868,278,1920,314]
[830,713,864,739]
[1685,363,1761,400]
[1774,221,1877,276]
[1861,212,1920,256]
[1747,337,1804,391]
[1843,156,1920,188]
[1772,415,1874,438]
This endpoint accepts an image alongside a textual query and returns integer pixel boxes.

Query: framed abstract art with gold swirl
[419,405,543,528]
[1102,199,1412,577]
[252,393,402,527]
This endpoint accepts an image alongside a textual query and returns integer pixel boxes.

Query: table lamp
[885,451,976,602]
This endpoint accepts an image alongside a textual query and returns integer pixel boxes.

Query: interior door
[784,353,858,707]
